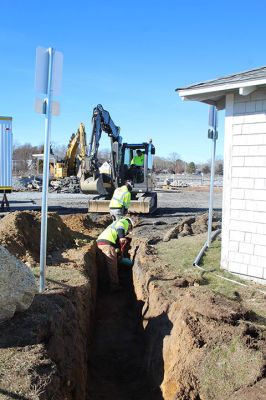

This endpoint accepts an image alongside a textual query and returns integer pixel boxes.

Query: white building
[177,66,266,283]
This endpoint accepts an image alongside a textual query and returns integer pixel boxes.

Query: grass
[200,336,264,400]
[156,234,266,321]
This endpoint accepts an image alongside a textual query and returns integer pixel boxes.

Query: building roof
[176,66,266,109]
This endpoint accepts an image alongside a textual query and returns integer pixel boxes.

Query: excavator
[54,123,87,178]
[79,104,157,213]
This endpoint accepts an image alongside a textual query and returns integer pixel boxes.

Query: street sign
[35,98,60,116]
[35,47,63,96]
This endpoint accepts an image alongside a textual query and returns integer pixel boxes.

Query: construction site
[1,188,266,400]
[1,76,266,400]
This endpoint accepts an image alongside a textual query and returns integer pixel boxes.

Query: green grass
[157,234,266,321]
[200,336,264,400]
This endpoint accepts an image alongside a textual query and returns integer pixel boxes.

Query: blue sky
[1,0,266,162]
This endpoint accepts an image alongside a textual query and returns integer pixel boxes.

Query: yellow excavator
[79,104,157,213]
[54,123,87,178]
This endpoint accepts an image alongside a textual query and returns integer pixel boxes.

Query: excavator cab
[121,142,155,190]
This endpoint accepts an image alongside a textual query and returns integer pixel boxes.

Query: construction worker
[130,150,144,167]
[129,150,144,183]
[109,181,133,221]
[96,217,134,292]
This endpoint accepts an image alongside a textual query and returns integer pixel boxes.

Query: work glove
[119,238,128,254]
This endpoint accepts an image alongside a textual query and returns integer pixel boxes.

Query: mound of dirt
[62,213,112,236]
[0,211,74,263]
[163,212,222,242]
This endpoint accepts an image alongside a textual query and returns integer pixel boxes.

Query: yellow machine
[54,123,87,178]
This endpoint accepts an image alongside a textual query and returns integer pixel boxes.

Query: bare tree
[52,144,68,160]
[202,164,210,174]
[168,152,182,174]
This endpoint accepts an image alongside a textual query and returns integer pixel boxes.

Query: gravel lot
[1,189,223,219]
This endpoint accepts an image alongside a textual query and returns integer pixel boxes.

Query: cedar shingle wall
[222,89,266,281]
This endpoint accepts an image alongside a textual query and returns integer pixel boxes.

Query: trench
[86,254,163,400]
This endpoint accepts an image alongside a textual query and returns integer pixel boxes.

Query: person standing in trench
[96,217,134,292]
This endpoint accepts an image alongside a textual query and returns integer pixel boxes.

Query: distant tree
[168,152,185,174]
[153,156,171,172]
[187,161,196,174]
[13,143,43,174]
[52,144,68,160]
[215,160,223,175]
[202,164,210,174]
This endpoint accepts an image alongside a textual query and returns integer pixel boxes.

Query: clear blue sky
[1,0,265,162]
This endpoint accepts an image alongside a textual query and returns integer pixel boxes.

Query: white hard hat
[125,180,134,190]
[125,217,134,228]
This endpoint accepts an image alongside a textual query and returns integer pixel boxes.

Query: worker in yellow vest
[129,150,144,182]
[130,150,144,166]
[96,217,134,292]
[109,181,133,220]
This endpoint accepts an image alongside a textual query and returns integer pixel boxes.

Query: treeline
[154,152,223,175]
[12,143,223,176]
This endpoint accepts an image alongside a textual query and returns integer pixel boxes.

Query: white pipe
[193,229,266,295]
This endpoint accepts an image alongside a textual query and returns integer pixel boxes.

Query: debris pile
[50,176,81,193]
[163,212,222,242]
[13,176,41,191]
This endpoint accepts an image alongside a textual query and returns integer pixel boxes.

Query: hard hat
[125,180,134,190]
[125,217,134,228]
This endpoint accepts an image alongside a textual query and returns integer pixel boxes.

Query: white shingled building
[177,66,266,283]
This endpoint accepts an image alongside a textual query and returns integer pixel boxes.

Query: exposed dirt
[131,237,266,400]
[162,211,222,242]
[0,211,74,264]
[1,204,266,400]
[0,212,105,400]
[87,265,157,400]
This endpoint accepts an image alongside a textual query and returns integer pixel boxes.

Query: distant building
[177,66,266,283]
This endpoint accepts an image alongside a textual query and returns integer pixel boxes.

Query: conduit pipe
[193,229,266,295]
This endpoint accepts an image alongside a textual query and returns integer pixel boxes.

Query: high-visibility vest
[97,219,129,245]
[130,154,144,166]
[109,185,131,209]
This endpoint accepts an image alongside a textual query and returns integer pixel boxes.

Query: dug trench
[0,211,266,400]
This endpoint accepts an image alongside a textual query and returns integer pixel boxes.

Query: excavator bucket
[87,192,157,214]
[80,175,108,195]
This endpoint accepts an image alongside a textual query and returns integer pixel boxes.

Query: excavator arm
[54,122,87,178]
[80,104,122,195]
[65,122,87,176]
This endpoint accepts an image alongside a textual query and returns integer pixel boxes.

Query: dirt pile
[163,211,222,242]
[0,211,74,263]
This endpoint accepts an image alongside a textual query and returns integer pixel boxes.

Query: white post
[207,106,218,247]
[39,48,54,292]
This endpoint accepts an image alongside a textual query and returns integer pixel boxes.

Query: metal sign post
[207,105,218,247]
[35,47,63,292]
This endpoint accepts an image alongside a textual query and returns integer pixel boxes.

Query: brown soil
[1,210,266,400]
[0,211,74,263]
[0,211,112,265]
[131,237,266,400]
[163,211,222,242]
[0,212,105,400]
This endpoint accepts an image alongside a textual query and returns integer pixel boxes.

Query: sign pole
[39,48,54,292]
